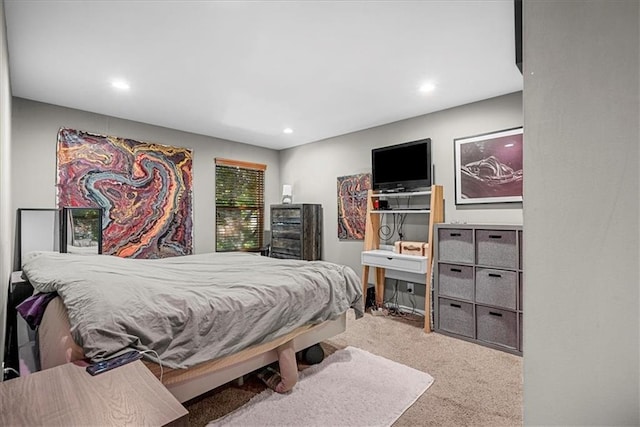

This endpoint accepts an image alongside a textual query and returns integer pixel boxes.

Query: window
[215,158,266,252]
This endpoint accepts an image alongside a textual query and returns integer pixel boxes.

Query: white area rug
[207,346,434,427]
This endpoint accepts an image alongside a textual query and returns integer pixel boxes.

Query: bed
[22,251,363,402]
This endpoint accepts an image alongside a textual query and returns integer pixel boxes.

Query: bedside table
[0,360,188,426]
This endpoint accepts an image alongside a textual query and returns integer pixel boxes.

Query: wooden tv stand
[361,185,444,332]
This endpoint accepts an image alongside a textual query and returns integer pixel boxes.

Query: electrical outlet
[406,282,414,293]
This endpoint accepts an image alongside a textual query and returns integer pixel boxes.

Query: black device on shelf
[371,138,432,192]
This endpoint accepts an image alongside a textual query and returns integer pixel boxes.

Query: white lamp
[282,184,292,204]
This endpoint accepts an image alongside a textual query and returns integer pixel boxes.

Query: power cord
[394,196,411,241]
[382,279,399,313]
[3,367,19,378]
[377,213,408,243]
[138,349,164,382]
[405,287,417,316]
[377,219,396,243]
[397,213,407,241]
[383,280,409,318]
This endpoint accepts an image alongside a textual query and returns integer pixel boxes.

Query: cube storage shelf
[434,224,523,355]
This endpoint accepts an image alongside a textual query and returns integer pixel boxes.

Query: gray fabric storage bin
[438,263,474,301]
[475,268,517,310]
[438,228,474,263]
[476,305,517,349]
[476,230,518,268]
[438,298,474,338]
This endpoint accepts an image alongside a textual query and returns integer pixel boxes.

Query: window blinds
[215,159,266,252]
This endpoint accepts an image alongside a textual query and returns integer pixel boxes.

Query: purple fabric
[16,292,57,330]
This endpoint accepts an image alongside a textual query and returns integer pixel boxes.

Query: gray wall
[0,0,12,367]
[523,1,639,425]
[10,98,282,255]
[11,92,522,276]
[280,92,523,281]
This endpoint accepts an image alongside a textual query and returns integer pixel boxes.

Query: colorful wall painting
[56,128,193,258]
[337,173,371,240]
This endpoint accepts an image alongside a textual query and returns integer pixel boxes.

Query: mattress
[22,251,363,369]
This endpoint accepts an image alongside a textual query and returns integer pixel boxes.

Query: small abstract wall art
[337,173,371,240]
[56,128,193,258]
[454,127,523,205]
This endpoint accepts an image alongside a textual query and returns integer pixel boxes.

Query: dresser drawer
[272,208,301,223]
[271,224,301,240]
[270,251,300,260]
[271,238,301,256]
[438,298,474,338]
[361,250,427,274]
[476,229,518,268]
[438,263,474,301]
[476,305,517,349]
[438,228,474,264]
[475,268,517,310]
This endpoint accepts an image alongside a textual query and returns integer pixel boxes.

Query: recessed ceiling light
[505,143,515,147]
[283,128,293,134]
[111,80,130,90]
[419,82,436,93]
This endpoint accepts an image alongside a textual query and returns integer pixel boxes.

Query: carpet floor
[185,310,523,426]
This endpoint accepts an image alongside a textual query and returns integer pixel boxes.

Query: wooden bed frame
[38,296,347,403]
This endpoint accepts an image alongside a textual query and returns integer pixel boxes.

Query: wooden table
[0,360,188,426]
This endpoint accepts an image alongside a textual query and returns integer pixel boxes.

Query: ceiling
[4,1,522,150]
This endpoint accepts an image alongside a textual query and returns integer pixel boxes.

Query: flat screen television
[371,138,432,192]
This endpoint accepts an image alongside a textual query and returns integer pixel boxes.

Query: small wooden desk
[0,360,188,426]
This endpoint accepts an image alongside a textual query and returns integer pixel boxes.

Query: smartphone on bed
[86,350,142,376]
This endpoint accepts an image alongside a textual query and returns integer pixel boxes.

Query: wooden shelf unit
[361,185,444,332]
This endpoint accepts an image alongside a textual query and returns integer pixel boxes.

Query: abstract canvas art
[56,128,193,258]
[454,127,523,205]
[337,173,371,240]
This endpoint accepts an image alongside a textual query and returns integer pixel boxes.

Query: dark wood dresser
[270,204,322,260]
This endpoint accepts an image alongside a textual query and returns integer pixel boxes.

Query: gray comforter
[22,251,363,369]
